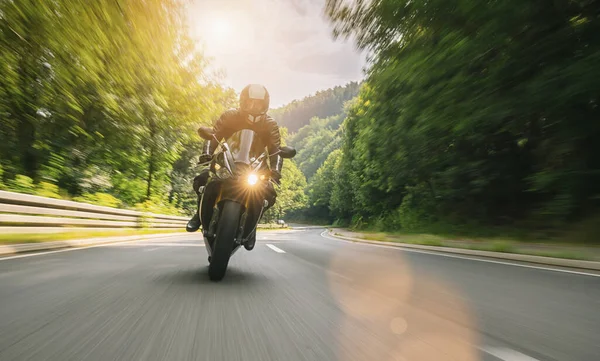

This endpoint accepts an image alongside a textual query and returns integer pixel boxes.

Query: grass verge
[334,230,596,261]
[257,225,290,231]
[0,229,184,245]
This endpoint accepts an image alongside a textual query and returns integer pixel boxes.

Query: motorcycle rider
[186,84,283,250]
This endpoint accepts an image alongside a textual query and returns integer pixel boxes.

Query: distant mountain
[271,82,360,133]
[288,113,345,180]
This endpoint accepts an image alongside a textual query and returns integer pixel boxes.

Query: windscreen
[226,129,265,164]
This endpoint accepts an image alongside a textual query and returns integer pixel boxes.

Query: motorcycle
[196,126,296,281]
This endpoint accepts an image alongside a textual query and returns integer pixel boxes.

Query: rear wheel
[208,201,242,281]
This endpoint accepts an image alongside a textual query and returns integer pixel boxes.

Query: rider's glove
[198,154,212,165]
[270,170,282,186]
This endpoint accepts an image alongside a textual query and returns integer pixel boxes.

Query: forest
[291,0,600,242]
[270,82,359,133]
[0,0,234,214]
[0,0,310,220]
[2,0,600,242]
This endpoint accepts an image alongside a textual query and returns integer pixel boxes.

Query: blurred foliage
[271,82,359,132]
[308,149,342,208]
[282,97,354,223]
[0,164,4,189]
[35,181,61,199]
[134,196,183,216]
[263,160,308,222]
[295,0,600,241]
[73,192,122,208]
[0,0,233,212]
[7,175,35,194]
[288,114,344,180]
[302,149,343,222]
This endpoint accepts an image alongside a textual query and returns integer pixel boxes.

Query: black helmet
[240,84,270,122]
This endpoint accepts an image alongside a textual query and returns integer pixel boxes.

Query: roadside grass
[332,229,597,261]
[0,229,183,245]
[523,251,591,261]
[257,226,290,231]
[362,232,445,246]
[482,240,517,253]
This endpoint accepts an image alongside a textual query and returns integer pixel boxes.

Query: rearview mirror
[197,126,215,140]
[279,146,296,159]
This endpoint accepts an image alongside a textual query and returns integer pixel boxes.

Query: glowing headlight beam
[247,173,258,186]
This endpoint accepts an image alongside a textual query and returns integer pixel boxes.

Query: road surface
[0,227,598,361]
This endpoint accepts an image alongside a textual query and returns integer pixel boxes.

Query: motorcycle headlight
[247,173,258,186]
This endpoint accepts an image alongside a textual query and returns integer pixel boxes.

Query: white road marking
[321,231,600,278]
[266,244,285,253]
[143,247,160,252]
[0,237,189,261]
[480,347,539,361]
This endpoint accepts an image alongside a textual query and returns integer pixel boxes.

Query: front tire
[208,201,242,281]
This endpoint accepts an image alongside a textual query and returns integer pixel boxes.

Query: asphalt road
[0,227,598,361]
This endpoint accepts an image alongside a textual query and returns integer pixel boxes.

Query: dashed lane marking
[266,244,285,253]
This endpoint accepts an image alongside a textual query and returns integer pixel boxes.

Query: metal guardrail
[0,190,188,232]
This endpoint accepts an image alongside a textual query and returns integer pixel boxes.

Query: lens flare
[247,173,258,186]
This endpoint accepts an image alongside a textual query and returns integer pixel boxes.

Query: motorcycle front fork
[242,199,269,244]
[203,198,268,253]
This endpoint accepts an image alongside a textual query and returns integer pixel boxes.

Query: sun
[193,11,253,56]
[208,17,232,42]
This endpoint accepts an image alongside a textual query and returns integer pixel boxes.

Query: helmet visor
[242,98,267,115]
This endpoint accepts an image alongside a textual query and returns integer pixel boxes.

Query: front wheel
[208,201,242,281]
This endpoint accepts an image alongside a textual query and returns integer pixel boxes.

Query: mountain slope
[271,82,359,133]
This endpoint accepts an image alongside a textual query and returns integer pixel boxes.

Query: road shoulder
[326,228,600,271]
[0,232,187,256]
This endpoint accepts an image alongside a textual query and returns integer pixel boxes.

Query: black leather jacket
[202,109,283,175]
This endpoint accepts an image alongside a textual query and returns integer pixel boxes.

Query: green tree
[0,165,4,190]
[304,149,343,221]
[323,0,600,234]
[288,114,345,180]
[308,149,342,207]
[7,175,35,195]
[271,82,359,132]
[0,0,231,212]
[264,160,308,222]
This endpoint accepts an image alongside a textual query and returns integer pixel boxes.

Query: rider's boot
[186,213,201,232]
[186,187,204,233]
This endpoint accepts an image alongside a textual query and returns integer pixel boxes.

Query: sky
[186,0,366,107]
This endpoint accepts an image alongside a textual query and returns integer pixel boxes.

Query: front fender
[219,179,249,206]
